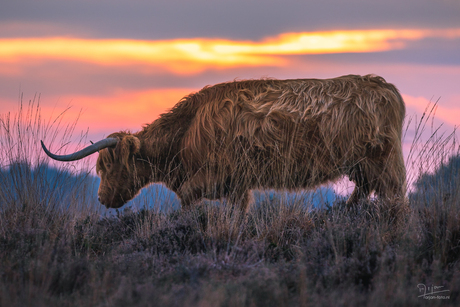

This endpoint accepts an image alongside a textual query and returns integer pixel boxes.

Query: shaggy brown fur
[95,75,406,210]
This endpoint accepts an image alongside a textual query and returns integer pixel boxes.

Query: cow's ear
[120,135,141,169]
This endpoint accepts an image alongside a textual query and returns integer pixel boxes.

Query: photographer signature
[417,284,450,298]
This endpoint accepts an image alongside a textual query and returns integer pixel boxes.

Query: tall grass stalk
[0,96,99,214]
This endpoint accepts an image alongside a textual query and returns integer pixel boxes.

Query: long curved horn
[41,138,118,161]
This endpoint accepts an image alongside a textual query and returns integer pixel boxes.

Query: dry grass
[1,99,459,306]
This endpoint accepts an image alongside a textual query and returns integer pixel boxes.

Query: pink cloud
[402,94,460,128]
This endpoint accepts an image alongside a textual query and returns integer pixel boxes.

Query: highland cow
[41,74,406,210]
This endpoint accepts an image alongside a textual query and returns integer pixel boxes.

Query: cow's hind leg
[367,144,408,230]
[373,143,406,203]
[374,145,408,222]
[347,162,372,207]
[348,144,407,223]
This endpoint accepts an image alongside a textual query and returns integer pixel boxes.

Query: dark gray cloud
[1,0,459,40]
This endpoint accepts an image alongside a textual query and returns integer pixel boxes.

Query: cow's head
[41,133,145,208]
[95,133,144,208]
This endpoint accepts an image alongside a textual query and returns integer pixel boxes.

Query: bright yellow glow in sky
[1,28,459,74]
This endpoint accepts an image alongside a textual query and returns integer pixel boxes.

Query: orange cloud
[0,88,193,137]
[44,88,196,133]
[1,28,459,74]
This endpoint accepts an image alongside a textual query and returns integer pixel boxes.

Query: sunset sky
[1,0,459,186]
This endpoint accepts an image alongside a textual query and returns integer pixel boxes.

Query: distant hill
[0,162,337,212]
[410,155,460,205]
[0,161,100,211]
